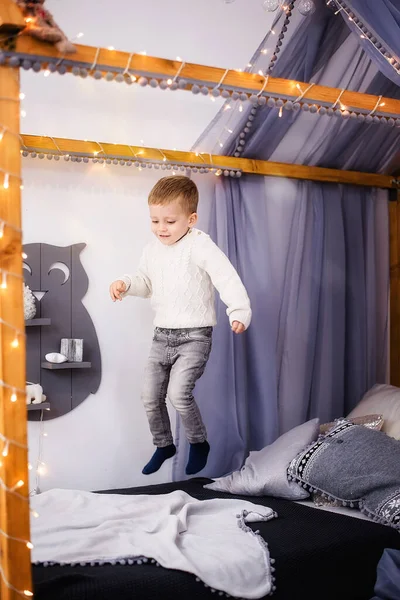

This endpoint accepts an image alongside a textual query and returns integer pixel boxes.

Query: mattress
[32,478,400,600]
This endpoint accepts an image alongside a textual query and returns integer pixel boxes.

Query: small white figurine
[26,382,47,405]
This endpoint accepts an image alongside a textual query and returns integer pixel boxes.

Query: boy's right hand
[110,280,127,302]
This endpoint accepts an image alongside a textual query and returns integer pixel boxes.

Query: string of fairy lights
[0,87,35,599]
[0,3,399,596]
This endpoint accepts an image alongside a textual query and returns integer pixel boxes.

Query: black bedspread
[32,478,400,600]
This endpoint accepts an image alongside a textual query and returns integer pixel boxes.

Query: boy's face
[149,199,197,246]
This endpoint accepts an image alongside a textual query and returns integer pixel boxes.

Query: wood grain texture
[20,134,398,189]
[390,195,400,386]
[0,0,25,32]
[0,65,32,600]
[11,38,400,117]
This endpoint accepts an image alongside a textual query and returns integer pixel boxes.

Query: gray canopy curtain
[338,0,400,86]
[172,0,400,480]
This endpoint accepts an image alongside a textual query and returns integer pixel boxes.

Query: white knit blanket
[30,489,277,599]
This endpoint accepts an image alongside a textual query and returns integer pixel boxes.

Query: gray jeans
[141,327,212,447]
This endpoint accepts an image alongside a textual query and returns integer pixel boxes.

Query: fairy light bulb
[0,128,4,142]
[1,271,7,289]
[31,510,39,518]
[167,79,173,85]
[24,591,33,597]
[43,69,50,77]
[22,252,27,259]
[279,106,283,117]
[11,335,19,348]
[28,462,33,470]
[19,92,25,100]
[3,173,9,189]
[2,440,9,457]
[37,463,47,475]
[27,542,34,550]
[10,388,17,402]
[12,479,24,491]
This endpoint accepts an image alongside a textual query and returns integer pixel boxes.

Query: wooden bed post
[0,3,33,599]
[390,191,400,387]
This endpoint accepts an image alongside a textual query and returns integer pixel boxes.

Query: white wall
[24,0,275,492]
[25,163,215,492]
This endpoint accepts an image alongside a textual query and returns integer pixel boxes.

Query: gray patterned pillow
[287,421,400,530]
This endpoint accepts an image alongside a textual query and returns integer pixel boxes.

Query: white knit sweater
[119,229,252,329]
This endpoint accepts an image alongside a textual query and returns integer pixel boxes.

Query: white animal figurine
[26,382,46,405]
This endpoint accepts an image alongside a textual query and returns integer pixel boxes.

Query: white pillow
[205,418,320,499]
[347,384,400,440]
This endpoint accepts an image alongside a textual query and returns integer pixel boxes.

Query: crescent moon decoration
[48,262,71,285]
[23,262,32,274]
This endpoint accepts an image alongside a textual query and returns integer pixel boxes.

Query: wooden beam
[0,66,32,600]
[0,0,25,35]
[21,134,398,189]
[8,38,400,118]
[390,193,400,386]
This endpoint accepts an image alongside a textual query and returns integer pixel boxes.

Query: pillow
[315,415,383,508]
[319,414,383,435]
[287,421,400,529]
[347,384,400,440]
[204,418,320,500]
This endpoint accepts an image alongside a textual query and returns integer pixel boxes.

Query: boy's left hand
[232,321,246,334]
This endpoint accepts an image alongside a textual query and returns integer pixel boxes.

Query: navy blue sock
[142,444,176,475]
[186,441,210,475]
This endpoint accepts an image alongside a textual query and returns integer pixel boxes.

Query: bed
[31,477,400,600]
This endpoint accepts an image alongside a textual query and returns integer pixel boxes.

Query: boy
[110,176,251,476]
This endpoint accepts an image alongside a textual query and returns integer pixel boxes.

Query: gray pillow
[287,420,400,530]
[205,418,320,499]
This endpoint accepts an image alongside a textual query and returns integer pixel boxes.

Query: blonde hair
[148,176,199,214]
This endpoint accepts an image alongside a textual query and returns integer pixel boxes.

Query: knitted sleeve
[118,247,152,299]
[191,231,252,329]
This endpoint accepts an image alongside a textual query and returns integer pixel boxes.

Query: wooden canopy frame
[18,135,400,189]
[0,2,399,597]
